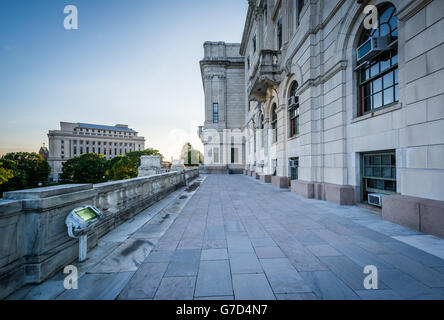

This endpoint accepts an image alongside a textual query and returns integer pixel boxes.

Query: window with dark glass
[357,5,398,116]
[362,151,396,199]
[288,81,300,137]
[297,0,305,23]
[271,104,278,143]
[277,18,282,49]
[260,114,265,148]
[289,157,299,180]
[253,35,257,53]
[263,0,268,25]
[213,103,219,123]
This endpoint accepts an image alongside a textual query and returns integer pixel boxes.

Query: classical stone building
[48,122,145,181]
[198,42,246,173]
[201,0,444,226]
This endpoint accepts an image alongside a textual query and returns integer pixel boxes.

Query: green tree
[59,157,79,184]
[0,159,27,196]
[60,153,107,184]
[126,148,163,170]
[0,164,14,186]
[110,156,138,181]
[2,152,50,187]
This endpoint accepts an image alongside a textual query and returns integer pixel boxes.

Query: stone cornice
[240,2,255,55]
[397,0,433,21]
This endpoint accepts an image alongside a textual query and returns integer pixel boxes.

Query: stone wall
[0,169,199,299]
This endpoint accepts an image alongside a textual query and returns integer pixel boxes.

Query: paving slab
[299,271,360,300]
[229,253,263,274]
[307,244,342,257]
[201,249,229,261]
[195,260,233,297]
[164,250,201,277]
[260,258,312,294]
[154,277,196,300]
[232,274,276,300]
[118,263,168,300]
[254,246,286,259]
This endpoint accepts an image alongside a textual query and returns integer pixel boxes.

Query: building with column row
[199,0,444,229]
[48,122,146,181]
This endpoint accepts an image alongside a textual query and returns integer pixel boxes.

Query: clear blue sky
[0,0,248,160]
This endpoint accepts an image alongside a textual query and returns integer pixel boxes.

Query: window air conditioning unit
[357,36,391,62]
[368,193,384,207]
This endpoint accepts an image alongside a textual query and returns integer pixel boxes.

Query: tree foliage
[0,163,14,186]
[60,153,108,184]
[2,152,50,188]
[110,156,138,181]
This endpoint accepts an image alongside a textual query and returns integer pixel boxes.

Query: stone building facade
[201,0,444,212]
[48,122,145,181]
[198,42,246,173]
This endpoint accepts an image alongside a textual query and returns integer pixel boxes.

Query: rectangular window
[213,147,219,164]
[361,151,396,201]
[231,148,238,164]
[358,49,398,116]
[253,35,257,52]
[289,96,300,138]
[297,0,305,24]
[289,157,299,180]
[277,18,283,49]
[213,103,219,123]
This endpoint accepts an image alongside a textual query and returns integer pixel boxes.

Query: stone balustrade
[0,168,199,299]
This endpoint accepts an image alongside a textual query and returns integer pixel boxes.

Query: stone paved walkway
[119,175,444,300]
[9,175,444,300]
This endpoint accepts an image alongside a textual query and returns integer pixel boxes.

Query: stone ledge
[323,183,355,206]
[260,174,272,183]
[271,176,289,189]
[4,184,93,200]
[291,180,315,198]
[383,194,444,239]
[291,181,354,205]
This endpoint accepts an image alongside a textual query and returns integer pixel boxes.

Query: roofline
[240,1,255,55]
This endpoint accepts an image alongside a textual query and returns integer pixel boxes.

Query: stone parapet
[0,168,199,299]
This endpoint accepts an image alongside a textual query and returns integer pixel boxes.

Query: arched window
[357,4,398,116]
[288,81,300,137]
[271,104,278,143]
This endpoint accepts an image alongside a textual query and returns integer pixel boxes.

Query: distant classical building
[48,122,145,181]
[198,42,246,173]
[200,0,444,208]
